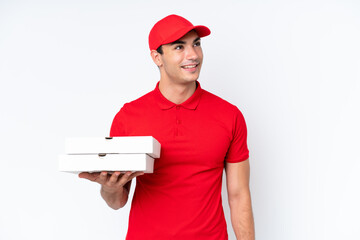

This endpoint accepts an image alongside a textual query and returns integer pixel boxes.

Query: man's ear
[150,50,163,67]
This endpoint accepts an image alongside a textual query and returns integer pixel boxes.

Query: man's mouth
[181,63,199,71]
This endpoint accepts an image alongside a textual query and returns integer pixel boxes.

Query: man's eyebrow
[170,40,185,45]
[193,37,201,43]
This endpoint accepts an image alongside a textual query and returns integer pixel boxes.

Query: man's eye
[175,45,183,50]
[194,42,201,47]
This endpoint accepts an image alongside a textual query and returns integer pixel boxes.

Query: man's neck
[158,80,197,105]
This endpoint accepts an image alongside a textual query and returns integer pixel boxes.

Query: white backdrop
[1,0,359,239]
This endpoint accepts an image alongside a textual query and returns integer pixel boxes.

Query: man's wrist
[100,184,124,195]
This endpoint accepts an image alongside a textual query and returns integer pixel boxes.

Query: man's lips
[181,63,199,71]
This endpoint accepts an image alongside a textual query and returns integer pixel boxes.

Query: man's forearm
[229,191,255,240]
[100,186,129,210]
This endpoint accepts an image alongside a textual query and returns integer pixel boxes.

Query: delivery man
[79,14,255,240]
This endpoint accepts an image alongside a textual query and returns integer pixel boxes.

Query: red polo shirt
[110,81,249,240]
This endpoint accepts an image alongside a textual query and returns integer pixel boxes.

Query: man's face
[158,31,203,85]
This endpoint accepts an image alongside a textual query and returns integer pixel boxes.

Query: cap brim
[193,25,211,38]
[160,25,211,47]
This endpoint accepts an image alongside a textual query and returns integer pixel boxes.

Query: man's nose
[185,46,198,60]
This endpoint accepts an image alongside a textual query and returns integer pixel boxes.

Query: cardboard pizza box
[65,136,160,158]
[58,153,155,173]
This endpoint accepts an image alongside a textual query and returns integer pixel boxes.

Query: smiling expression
[157,31,203,85]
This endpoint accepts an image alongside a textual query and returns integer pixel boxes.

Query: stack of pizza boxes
[59,136,161,173]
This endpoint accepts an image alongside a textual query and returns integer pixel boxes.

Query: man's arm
[79,171,143,210]
[225,159,255,240]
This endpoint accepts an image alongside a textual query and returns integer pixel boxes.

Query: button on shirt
[110,81,249,240]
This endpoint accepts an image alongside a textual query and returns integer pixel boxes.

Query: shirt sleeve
[224,107,249,163]
[109,104,128,137]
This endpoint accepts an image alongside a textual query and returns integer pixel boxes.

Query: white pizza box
[65,136,160,158]
[58,153,155,173]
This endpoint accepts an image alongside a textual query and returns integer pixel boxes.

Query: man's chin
[182,74,200,83]
[181,79,198,85]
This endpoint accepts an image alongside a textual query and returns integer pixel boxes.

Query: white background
[1,0,359,239]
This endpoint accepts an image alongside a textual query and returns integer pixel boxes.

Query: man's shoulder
[201,89,239,112]
[112,89,156,121]
[121,89,155,110]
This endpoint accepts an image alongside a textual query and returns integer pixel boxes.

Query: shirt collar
[153,81,203,110]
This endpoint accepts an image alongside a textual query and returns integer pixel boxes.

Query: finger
[78,172,90,179]
[97,171,108,184]
[78,172,101,181]
[108,171,121,185]
[129,171,145,180]
[125,172,144,183]
[117,171,132,186]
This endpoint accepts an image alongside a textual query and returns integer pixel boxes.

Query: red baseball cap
[149,14,211,51]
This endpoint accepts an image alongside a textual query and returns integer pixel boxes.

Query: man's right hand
[79,171,143,192]
[78,171,144,209]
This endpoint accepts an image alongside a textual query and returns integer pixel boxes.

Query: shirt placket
[175,105,181,136]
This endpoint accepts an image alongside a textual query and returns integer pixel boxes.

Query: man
[79,14,255,240]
